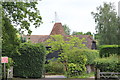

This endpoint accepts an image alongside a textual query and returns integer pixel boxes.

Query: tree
[72,31,83,35]
[62,24,71,35]
[84,31,92,35]
[72,31,93,36]
[91,2,118,45]
[2,2,42,56]
[2,2,42,34]
[117,17,120,45]
[44,35,87,76]
[2,15,20,57]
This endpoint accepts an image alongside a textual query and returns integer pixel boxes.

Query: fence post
[95,68,100,80]
[97,68,100,79]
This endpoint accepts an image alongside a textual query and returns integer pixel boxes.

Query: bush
[99,45,120,57]
[59,48,87,77]
[45,61,64,74]
[13,43,46,78]
[81,49,99,65]
[94,55,120,72]
[67,63,84,77]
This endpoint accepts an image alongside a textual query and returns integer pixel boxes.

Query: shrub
[99,45,120,57]
[45,61,64,74]
[94,55,120,72]
[13,43,46,78]
[59,48,87,77]
[81,49,99,65]
[67,63,84,77]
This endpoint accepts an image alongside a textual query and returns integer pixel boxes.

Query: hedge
[13,43,46,78]
[94,55,120,72]
[99,45,120,57]
[81,49,99,65]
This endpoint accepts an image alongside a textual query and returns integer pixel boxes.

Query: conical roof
[50,23,65,35]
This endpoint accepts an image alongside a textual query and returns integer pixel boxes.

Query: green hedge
[99,45,120,57]
[81,49,99,65]
[13,43,46,78]
[94,55,120,72]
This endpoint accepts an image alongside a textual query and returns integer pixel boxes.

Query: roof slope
[24,35,94,49]
[50,23,65,35]
[24,35,49,43]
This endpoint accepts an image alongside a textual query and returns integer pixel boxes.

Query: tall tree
[62,24,71,35]
[2,2,42,56]
[91,2,118,45]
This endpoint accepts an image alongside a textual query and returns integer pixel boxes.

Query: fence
[95,68,120,80]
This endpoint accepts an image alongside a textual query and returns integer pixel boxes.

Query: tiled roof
[23,35,49,43]
[24,35,94,49]
[50,23,65,35]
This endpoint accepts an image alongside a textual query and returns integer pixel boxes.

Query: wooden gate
[95,68,120,80]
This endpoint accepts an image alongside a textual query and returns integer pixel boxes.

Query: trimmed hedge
[99,45,120,57]
[94,55,120,72]
[13,43,46,78]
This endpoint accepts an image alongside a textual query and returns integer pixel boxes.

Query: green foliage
[44,35,87,51]
[67,63,82,76]
[91,2,119,45]
[99,45,120,57]
[2,15,20,57]
[72,31,84,35]
[13,43,46,78]
[45,61,64,74]
[60,49,98,77]
[80,49,99,65]
[94,45,120,72]
[59,48,87,77]
[94,33,99,40]
[6,57,14,69]
[70,72,94,78]
[84,32,92,35]
[118,17,120,45]
[62,24,71,35]
[2,1,42,57]
[44,35,87,77]
[94,55,120,72]
[72,31,93,36]
[2,2,42,34]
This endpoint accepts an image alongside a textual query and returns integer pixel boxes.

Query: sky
[30,0,120,35]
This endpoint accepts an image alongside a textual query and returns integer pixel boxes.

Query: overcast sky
[31,0,120,35]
